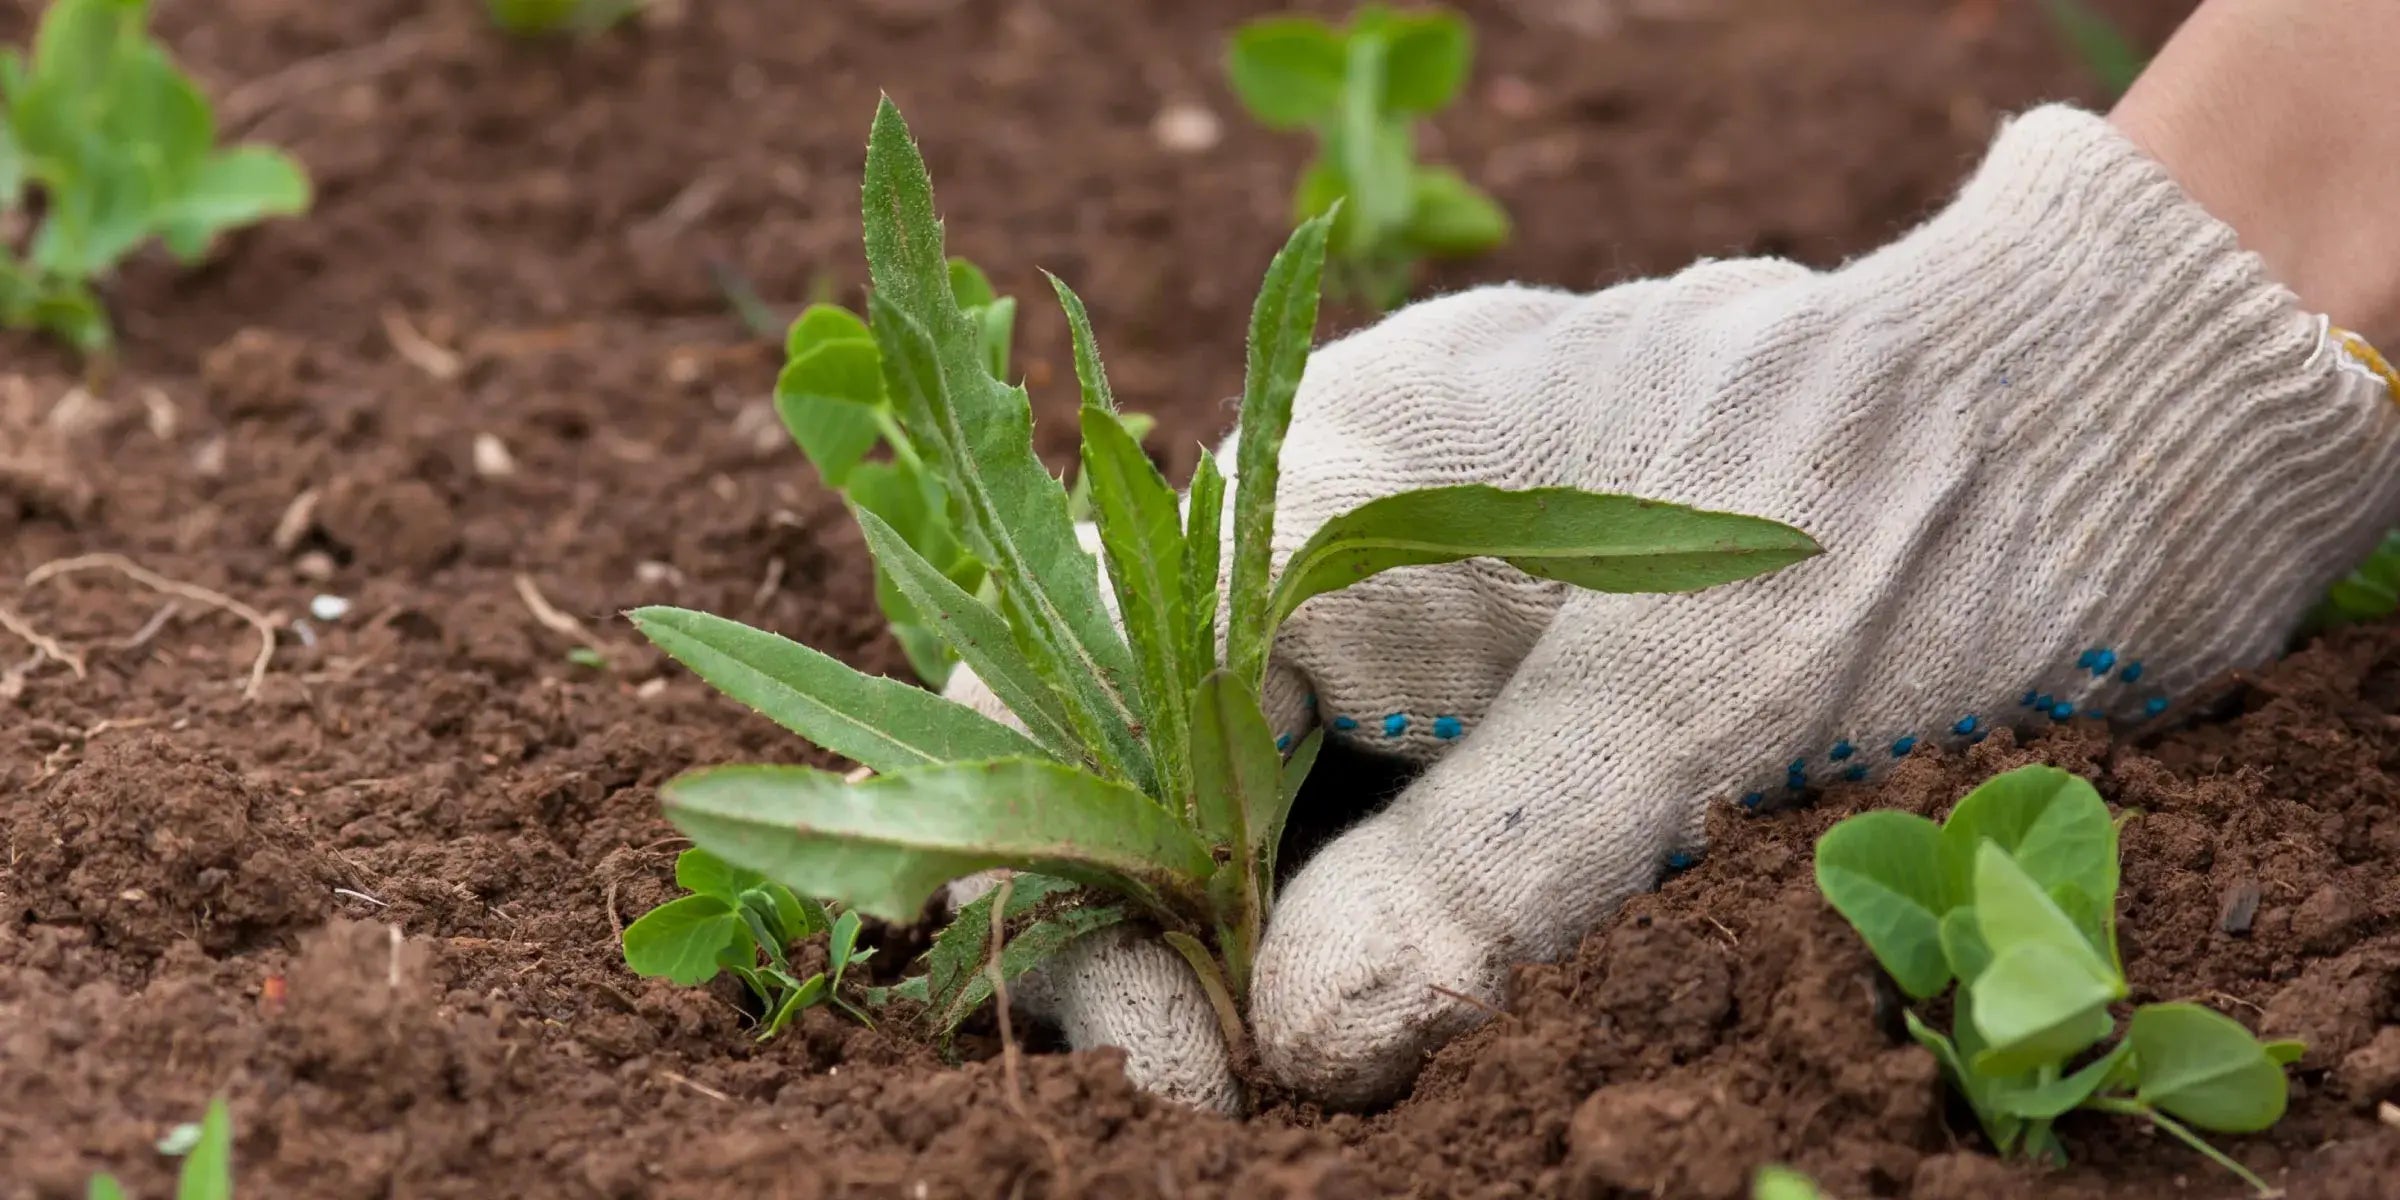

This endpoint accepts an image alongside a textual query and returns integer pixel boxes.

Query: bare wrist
[2109,0,2400,345]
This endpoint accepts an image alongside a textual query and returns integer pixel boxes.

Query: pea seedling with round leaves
[629,96,1820,1060]
[1815,766,2304,1194]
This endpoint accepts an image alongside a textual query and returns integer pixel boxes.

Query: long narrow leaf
[1268,486,1820,632]
[630,606,1048,773]
[1046,272,1117,412]
[1080,407,1192,810]
[861,98,1149,787]
[1182,452,1227,694]
[1263,726,1323,902]
[662,760,1214,923]
[1190,671,1280,989]
[866,287,1149,787]
[1224,211,1335,688]
[853,506,1079,757]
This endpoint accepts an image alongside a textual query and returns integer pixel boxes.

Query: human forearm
[2111,0,2400,345]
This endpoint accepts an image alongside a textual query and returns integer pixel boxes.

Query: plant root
[0,602,85,679]
[24,553,276,700]
[986,875,1073,1191]
[512,573,612,663]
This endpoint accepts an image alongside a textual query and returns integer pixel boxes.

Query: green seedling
[632,96,1817,1052]
[777,253,1151,687]
[1815,766,2302,1194]
[0,0,311,353]
[1225,5,1508,310]
[87,1096,233,1200]
[1751,1166,1829,1200]
[2308,527,2400,633]
[620,847,875,1037]
[485,0,643,36]
[2040,0,2146,98]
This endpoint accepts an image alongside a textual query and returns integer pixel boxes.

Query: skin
[2111,0,2400,346]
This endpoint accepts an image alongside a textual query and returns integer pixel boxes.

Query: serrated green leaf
[857,132,1148,786]
[622,894,745,986]
[675,847,764,901]
[1182,452,1227,697]
[177,1097,233,1200]
[1269,486,1820,633]
[631,605,1048,773]
[1079,403,1190,807]
[1225,210,1334,688]
[2129,1002,2290,1132]
[1225,16,1346,128]
[852,506,1078,757]
[1404,165,1508,255]
[1990,1039,2133,1119]
[868,290,1142,777]
[662,760,1213,924]
[157,145,308,261]
[1190,671,1278,989]
[1379,11,1472,114]
[1813,810,1954,999]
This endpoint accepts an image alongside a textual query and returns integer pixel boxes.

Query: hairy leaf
[1080,406,1190,794]
[1190,671,1281,986]
[916,874,1134,1034]
[630,605,1047,773]
[852,508,1078,757]
[1182,452,1227,697]
[1271,486,1820,632]
[663,761,1214,923]
[2129,1003,2290,1132]
[1225,210,1335,687]
[1814,810,1954,999]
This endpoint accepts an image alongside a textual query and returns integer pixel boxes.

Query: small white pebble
[1152,102,1222,153]
[309,594,353,622]
[472,432,517,478]
[636,560,687,587]
[636,678,669,700]
[294,551,337,582]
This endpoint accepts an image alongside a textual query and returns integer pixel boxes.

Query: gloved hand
[946,104,2400,1114]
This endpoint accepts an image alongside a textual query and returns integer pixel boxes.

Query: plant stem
[1162,930,1248,1064]
[2087,1097,2277,1196]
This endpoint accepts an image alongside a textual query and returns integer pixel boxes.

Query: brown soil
[9,0,2391,1196]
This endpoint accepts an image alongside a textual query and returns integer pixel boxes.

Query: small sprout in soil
[1815,765,2303,1194]
[1751,1165,1829,1200]
[1223,5,1509,310]
[88,1095,233,1200]
[2039,0,2146,98]
[485,0,644,37]
[0,0,312,354]
[620,848,876,1038]
[631,95,1816,1070]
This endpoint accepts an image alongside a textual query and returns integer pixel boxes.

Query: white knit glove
[946,105,2400,1114]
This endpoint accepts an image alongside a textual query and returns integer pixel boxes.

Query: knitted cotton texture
[946,104,2400,1115]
